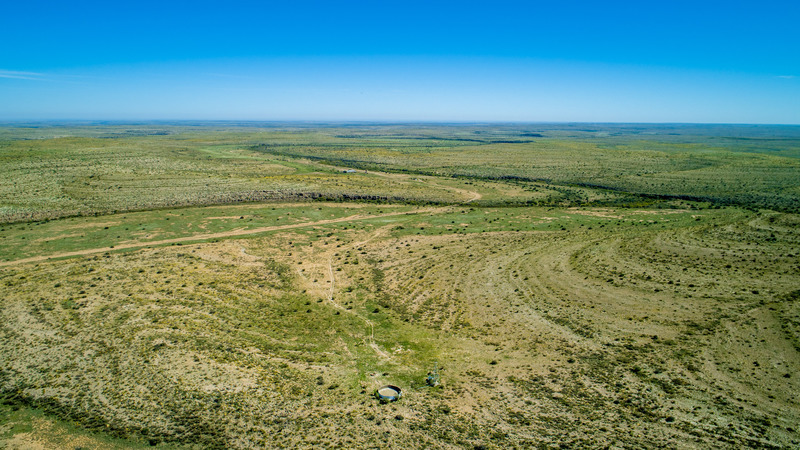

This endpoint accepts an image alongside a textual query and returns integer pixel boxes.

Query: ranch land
[0,122,798,448]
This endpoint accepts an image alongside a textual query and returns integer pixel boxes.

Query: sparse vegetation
[1,122,798,448]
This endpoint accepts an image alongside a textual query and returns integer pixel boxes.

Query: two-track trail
[322,224,396,360]
[0,206,448,268]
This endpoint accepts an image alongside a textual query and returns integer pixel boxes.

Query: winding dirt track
[326,163,483,203]
[0,207,445,268]
[375,171,483,203]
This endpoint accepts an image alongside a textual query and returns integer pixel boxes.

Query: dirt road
[0,207,444,268]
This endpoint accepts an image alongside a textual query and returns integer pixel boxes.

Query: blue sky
[1,0,798,123]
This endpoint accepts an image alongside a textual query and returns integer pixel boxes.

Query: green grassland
[252,127,800,212]
[0,122,799,448]
[4,122,800,224]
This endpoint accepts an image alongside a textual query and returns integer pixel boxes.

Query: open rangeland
[1,123,798,448]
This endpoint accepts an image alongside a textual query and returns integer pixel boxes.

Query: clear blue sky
[1,0,798,123]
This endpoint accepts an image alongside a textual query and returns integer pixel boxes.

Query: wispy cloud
[776,75,796,79]
[0,70,104,85]
[0,69,49,81]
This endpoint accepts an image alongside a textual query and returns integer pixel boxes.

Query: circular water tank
[375,385,402,402]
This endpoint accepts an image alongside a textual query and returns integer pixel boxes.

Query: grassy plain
[1,122,799,448]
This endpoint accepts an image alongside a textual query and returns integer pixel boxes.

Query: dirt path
[425,179,483,203]
[381,172,483,203]
[327,163,483,203]
[322,227,393,361]
[0,207,444,268]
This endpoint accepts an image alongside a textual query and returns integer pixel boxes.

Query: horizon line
[2,119,800,127]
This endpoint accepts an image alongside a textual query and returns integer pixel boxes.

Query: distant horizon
[3,119,800,127]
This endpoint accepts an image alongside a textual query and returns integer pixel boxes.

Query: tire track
[0,207,446,268]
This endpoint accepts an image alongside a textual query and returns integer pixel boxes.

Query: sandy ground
[1,207,798,448]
